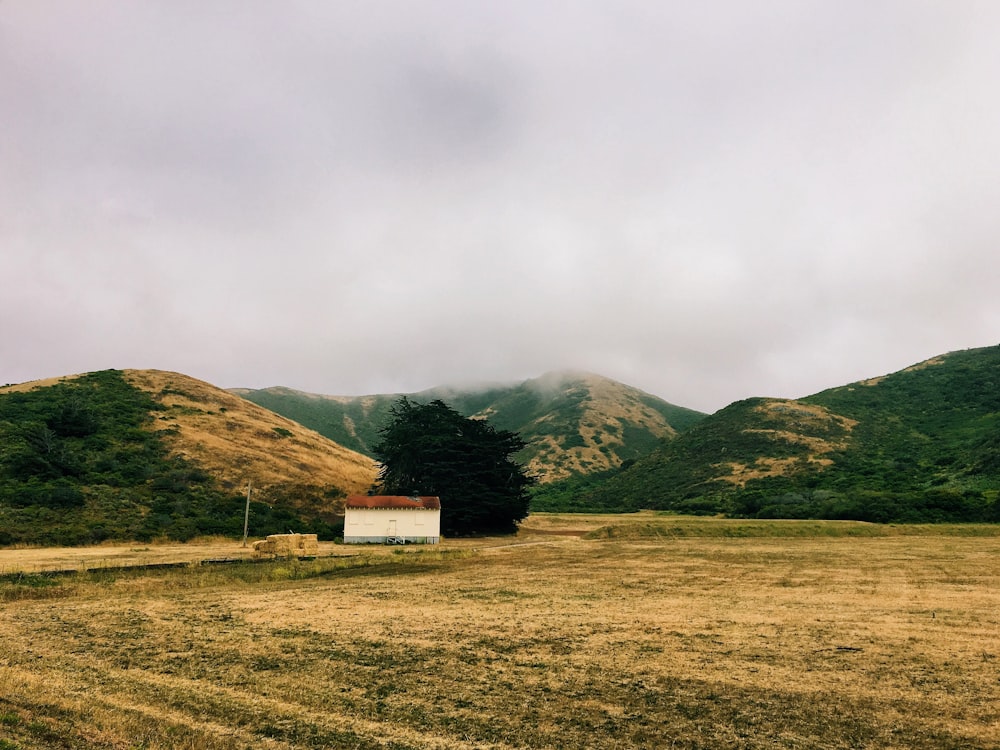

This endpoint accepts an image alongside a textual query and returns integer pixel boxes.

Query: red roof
[345,495,441,510]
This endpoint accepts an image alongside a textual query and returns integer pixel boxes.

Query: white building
[343,495,441,544]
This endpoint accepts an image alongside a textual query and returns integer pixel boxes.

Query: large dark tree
[371,397,534,535]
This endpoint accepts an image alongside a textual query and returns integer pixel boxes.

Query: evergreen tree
[371,397,534,535]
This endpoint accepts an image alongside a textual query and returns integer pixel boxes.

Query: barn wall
[343,508,441,544]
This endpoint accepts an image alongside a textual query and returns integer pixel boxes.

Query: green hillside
[0,371,374,546]
[584,346,1000,522]
[228,387,398,457]
[233,372,706,486]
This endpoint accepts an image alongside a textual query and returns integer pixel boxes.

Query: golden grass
[859,356,945,387]
[0,373,86,393]
[742,428,846,453]
[716,455,835,486]
[1,516,999,749]
[124,369,378,507]
[903,356,946,372]
[754,400,858,431]
[0,539,357,575]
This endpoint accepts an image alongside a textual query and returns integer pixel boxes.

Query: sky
[3,1,1000,414]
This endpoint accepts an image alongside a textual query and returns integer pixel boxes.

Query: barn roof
[345,495,441,510]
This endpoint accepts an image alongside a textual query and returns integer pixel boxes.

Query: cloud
[3,1,1000,411]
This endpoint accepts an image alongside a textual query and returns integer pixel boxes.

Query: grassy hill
[10,345,993,541]
[584,345,1000,521]
[233,371,706,485]
[0,370,376,545]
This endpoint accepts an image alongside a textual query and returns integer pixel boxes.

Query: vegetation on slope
[234,371,706,488]
[584,346,1000,522]
[0,370,376,545]
[468,371,704,482]
[228,387,397,457]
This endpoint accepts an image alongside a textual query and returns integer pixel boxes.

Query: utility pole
[242,479,252,547]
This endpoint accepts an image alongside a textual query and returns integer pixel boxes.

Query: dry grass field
[0,538,350,576]
[2,515,999,749]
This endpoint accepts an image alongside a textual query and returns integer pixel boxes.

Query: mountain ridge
[232,370,707,482]
[583,345,1000,521]
[4,345,997,546]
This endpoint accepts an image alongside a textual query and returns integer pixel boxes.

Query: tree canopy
[371,397,534,535]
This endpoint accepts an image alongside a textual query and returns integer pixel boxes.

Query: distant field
[0,513,660,575]
[1,515,998,749]
[0,538,339,575]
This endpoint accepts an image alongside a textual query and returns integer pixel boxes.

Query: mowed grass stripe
[1,650,506,750]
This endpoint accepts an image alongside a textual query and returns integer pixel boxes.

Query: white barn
[343,495,441,544]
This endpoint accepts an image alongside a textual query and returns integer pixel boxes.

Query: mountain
[12,347,992,542]
[232,371,706,483]
[0,370,376,545]
[584,345,1000,522]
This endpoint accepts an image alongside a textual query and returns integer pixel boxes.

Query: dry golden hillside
[515,372,681,480]
[124,370,377,513]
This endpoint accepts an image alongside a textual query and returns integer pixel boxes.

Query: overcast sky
[3,1,999,413]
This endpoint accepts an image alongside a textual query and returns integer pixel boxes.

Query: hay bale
[269,534,294,555]
[251,539,276,558]
[251,533,318,558]
[299,534,319,556]
[256,533,318,557]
